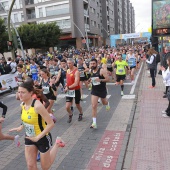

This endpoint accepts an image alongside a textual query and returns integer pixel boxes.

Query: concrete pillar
[76,38,82,49]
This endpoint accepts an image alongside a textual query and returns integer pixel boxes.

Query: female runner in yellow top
[10,82,65,170]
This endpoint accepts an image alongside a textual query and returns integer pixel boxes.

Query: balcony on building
[84,9,89,17]
[27,9,36,20]
[85,24,90,32]
[46,6,69,17]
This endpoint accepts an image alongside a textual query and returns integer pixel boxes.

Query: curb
[115,62,145,170]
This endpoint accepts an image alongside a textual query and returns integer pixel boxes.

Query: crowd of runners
[0,44,147,170]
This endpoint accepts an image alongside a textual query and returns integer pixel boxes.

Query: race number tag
[92,77,101,86]
[23,122,36,137]
[80,71,85,77]
[128,61,133,66]
[55,71,59,76]
[66,90,75,97]
[118,69,123,73]
[42,86,50,94]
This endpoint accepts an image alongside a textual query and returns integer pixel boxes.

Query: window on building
[39,8,43,17]
[14,14,18,22]
[2,1,8,10]
[21,13,24,21]
[46,3,69,17]
[94,21,96,27]
[19,0,23,8]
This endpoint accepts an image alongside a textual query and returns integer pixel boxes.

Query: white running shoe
[162,114,170,118]
[162,110,167,114]
[14,135,20,147]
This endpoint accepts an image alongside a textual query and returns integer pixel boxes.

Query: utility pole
[85,0,92,51]
[7,0,16,59]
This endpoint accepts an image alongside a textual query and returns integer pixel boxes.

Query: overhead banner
[0,73,18,93]
[121,33,141,39]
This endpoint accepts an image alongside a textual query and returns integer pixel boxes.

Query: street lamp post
[1,2,25,61]
[85,0,92,51]
[8,0,16,59]
[71,20,89,48]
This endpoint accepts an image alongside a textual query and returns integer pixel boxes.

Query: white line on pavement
[130,62,143,95]
[107,82,132,86]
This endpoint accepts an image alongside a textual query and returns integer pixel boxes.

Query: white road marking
[130,62,143,95]
[122,95,136,99]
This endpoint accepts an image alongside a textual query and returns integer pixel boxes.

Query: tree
[17,22,61,50]
[0,18,8,55]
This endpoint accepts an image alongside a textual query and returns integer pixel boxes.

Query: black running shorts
[25,133,52,153]
[66,89,81,104]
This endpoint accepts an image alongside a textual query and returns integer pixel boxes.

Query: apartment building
[0,0,135,49]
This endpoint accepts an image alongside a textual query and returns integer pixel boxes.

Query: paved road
[0,65,142,170]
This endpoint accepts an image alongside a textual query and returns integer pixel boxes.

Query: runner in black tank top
[90,59,110,129]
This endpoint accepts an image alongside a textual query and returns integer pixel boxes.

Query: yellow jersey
[21,99,46,137]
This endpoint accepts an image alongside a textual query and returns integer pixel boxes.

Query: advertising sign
[152,0,170,36]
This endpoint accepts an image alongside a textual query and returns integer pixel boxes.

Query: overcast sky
[130,0,152,33]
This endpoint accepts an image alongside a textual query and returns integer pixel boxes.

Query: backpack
[4,63,12,74]
[167,87,170,101]
[156,53,160,63]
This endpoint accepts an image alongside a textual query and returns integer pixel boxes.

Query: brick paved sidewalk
[123,63,170,170]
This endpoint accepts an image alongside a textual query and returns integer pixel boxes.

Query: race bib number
[50,69,55,75]
[31,68,37,74]
[118,69,123,73]
[42,86,50,94]
[92,77,101,86]
[23,122,36,137]
[80,71,85,77]
[128,61,133,66]
[66,90,75,97]
[55,71,59,76]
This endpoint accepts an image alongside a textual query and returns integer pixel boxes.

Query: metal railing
[27,13,35,19]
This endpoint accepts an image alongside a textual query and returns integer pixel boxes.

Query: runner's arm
[55,69,61,83]
[100,69,109,82]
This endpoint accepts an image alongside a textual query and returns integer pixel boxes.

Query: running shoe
[37,152,40,162]
[78,114,83,121]
[90,123,97,129]
[106,102,110,111]
[14,135,20,147]
[56,137,65,147]
[121,91,124,96]
[52,108,56,112]
[148,86,155,89]
[162,110,167,114]
[67,114,73,123]
[49,113,57,123]
[162,114,170,118]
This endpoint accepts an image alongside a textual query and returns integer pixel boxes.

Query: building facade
[0,0,135,49]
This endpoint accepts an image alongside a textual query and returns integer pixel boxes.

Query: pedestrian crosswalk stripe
[57,94,89,99]
[107,95,111,99]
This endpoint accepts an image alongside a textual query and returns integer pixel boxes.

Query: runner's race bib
[23,122,36,137]
[91,77,101,86]
[50,69,55,76]
[80,71,85,77]
[66,90,75,97]
[42,86,50,94]
[55,71,59,76]
[118,69,123,73]
[31,68,37,74]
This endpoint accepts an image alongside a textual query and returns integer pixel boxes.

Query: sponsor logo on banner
[0,73,18,93]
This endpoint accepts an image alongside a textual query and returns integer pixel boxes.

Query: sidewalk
[123,63,170,170]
